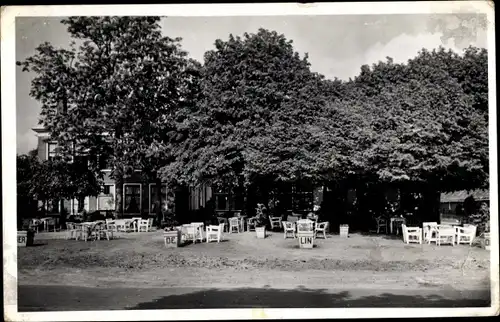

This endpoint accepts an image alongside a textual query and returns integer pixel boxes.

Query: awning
[440,189,490,203]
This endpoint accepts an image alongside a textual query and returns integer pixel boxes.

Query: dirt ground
[17,230,491,292]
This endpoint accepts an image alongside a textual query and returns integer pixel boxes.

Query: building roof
[440,189,490,203]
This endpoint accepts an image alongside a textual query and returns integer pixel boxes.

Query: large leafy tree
[161,29,329,192]
[329,46,489,222]
[17,149,102,227]
[18,17,198,219]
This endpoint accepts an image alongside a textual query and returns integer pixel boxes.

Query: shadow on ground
[128,287,490,310]
[18,285,491,311]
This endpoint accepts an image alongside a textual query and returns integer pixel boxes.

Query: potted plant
[255,203,267,239]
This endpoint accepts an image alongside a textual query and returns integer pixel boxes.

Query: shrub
[468,202,490,235]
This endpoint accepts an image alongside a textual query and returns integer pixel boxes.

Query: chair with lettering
[282,221,296,239]
[402,224,422,244]
[314,222,329,239]
[456,224,477,246]
[228,217,240,234]
[206,223,224,243]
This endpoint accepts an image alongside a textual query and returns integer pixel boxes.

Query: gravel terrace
[17,231,491,291]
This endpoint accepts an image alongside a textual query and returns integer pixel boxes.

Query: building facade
[33,127,319,218]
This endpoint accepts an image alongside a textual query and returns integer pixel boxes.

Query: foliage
[17,151,102,211]
[468,202,490,235]
[160,29,329,187]
[255,203,267,227]
[338,46,489,191]
[18,17,199,215]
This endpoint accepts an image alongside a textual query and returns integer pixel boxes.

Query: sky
[15,14,487,154]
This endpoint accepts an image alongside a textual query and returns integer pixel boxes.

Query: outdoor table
[124,219,138,232]
[40,217,56,232]
[390,217,406,234]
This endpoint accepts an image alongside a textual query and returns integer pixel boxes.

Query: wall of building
[37,136,48,160]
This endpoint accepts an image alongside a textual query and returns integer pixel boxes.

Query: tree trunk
[115,174,124,219]
[422,186,441,223]
[78,195,85,212]
[59,199,67,230]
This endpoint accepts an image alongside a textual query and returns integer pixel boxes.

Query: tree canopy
[18,17,200,216]
[161,29,488,195]
[20,21,489,212]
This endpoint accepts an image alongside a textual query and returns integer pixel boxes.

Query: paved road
[18,284,490,311]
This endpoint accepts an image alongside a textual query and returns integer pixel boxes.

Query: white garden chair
[138,219,150,232]
[77,223,95,242]
[296,219,314,233]
[181,224,199,244]
[288,214,300,223]
[282,221,296,239]
[148,218,155,231]
[217,217,228,232]
[95,222,114,241]
[114,220,128,232]
[228,217,240,233]
[191,222,205,242]
[402,224,422,244]
[437,226,456,246]
[206,223,224,243]
[422,222,438,244]
[65,222,79,240]
[131,217,142,232]
[269,216,282,231]
[105,218,116,231]
[42,217,57,232]
[247,216,258,232]
[30,218,41,233]
[314,222,329,239]
[456,224,477,246]
[374,216,388,234]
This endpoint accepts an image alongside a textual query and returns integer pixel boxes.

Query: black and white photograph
[2,2,498,320]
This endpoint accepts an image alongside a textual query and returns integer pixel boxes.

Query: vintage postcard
[1,2,498,321]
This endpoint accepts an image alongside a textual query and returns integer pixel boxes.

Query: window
[150,184,167,212]
[99,153,112,170]
[124,184,141,213]
[47,142,59,160]
[74,155,89,168]
[98,184,115,211]
[212,186,243,211]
